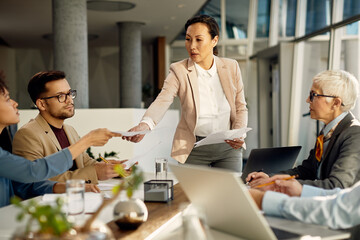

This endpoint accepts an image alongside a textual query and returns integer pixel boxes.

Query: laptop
[170,163,350,240]
[241,146,302,182]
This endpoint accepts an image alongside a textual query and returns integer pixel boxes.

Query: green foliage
[113,165,143,199]
[87,148,120,162]
[86,148,95,159]
[10,160,144,236]
[11,196,72,236]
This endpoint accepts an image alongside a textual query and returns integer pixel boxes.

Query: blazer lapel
[63,125,76,145]
[322,112,353,160]
[187,58,199,120]
[215,57,235,110]
[35,114,61,151]
[63,125,84,168]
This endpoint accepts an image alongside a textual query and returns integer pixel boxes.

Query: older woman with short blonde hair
[247,69,360,190]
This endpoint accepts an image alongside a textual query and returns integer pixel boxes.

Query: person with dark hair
[0,70,17,152]
[124,15,248,172]
[13,71,124,184]
[0,78,120,207]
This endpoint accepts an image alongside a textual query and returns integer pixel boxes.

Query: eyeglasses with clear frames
[41,89,77,103]
[309,91,344,106]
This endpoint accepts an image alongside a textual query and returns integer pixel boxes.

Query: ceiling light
[87,0,135,11]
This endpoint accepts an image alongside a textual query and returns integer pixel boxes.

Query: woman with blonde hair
[247,69,360,190]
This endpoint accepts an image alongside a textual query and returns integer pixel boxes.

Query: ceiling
[0,0,207,48]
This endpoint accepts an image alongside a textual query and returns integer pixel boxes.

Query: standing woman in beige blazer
[125,15,248,172]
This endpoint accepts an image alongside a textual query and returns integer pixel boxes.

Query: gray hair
[313,70,359,112]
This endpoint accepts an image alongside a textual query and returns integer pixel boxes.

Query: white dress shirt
[193,61,231,136]
[262,182,360,229]
[142,58,231,136]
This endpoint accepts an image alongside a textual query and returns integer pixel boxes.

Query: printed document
[194,128,251,148]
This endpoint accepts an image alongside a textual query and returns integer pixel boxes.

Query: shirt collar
[322,111,348,136]
[194,57,217,78]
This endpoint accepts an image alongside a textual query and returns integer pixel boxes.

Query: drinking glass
[155,158,168,180]
[66,179,85,225]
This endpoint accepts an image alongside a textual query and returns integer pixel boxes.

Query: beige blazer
[12,114,98,183]
[143,56,248,163]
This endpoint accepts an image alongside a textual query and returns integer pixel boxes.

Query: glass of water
[155,158,168,180]
[66,179,85,225]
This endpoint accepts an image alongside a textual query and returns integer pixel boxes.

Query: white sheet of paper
[124,158,139,169]
[97,182,117,191]
[42,192,103,213]
[113,130,150,137]
[194,127,252,148]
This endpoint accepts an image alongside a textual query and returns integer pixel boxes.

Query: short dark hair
[28,71,66,104]
[185,15,220,56]
[0,78,8,95]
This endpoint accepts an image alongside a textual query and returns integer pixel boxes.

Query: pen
[100,156,109,164]
[245,169,264,185]
[254,175,298,188]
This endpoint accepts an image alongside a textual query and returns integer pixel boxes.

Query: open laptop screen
[241,146,301,182]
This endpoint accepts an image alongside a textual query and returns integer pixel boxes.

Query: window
[343,0,360,21]
[256,0,271,37]
[279,0,297,37]
[225,0,249,39]
[305,0,331,35]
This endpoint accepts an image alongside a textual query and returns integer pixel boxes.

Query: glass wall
[225,0,249,39]
[169,0,360,158]
[305,0,331,35]
[256,0,271,38]
[278,0,297,38]
[340,21,360,119]
[343,0,360,21]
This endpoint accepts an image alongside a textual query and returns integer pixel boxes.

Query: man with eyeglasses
[12,71,121,184]
[246,70,360,190]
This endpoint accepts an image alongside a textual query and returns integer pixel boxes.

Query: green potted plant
[11,164,144,239]
[11,197,73,239]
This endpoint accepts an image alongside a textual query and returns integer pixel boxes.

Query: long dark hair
[185,15,219,56]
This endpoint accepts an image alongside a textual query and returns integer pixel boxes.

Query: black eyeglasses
[309,91,344,106]
[41,89,77,103]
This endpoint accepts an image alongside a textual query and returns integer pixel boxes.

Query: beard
[51,104,75,120]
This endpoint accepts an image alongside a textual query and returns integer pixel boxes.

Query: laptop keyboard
[271,227,302,239]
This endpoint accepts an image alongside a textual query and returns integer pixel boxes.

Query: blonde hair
[313,70,359,112]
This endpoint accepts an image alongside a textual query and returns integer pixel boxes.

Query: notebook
[170,163,350,240]
[241,146,302,182]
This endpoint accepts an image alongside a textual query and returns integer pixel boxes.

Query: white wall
[18,108,179,173]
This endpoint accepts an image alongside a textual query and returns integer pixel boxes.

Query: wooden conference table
[0,176,351,240]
